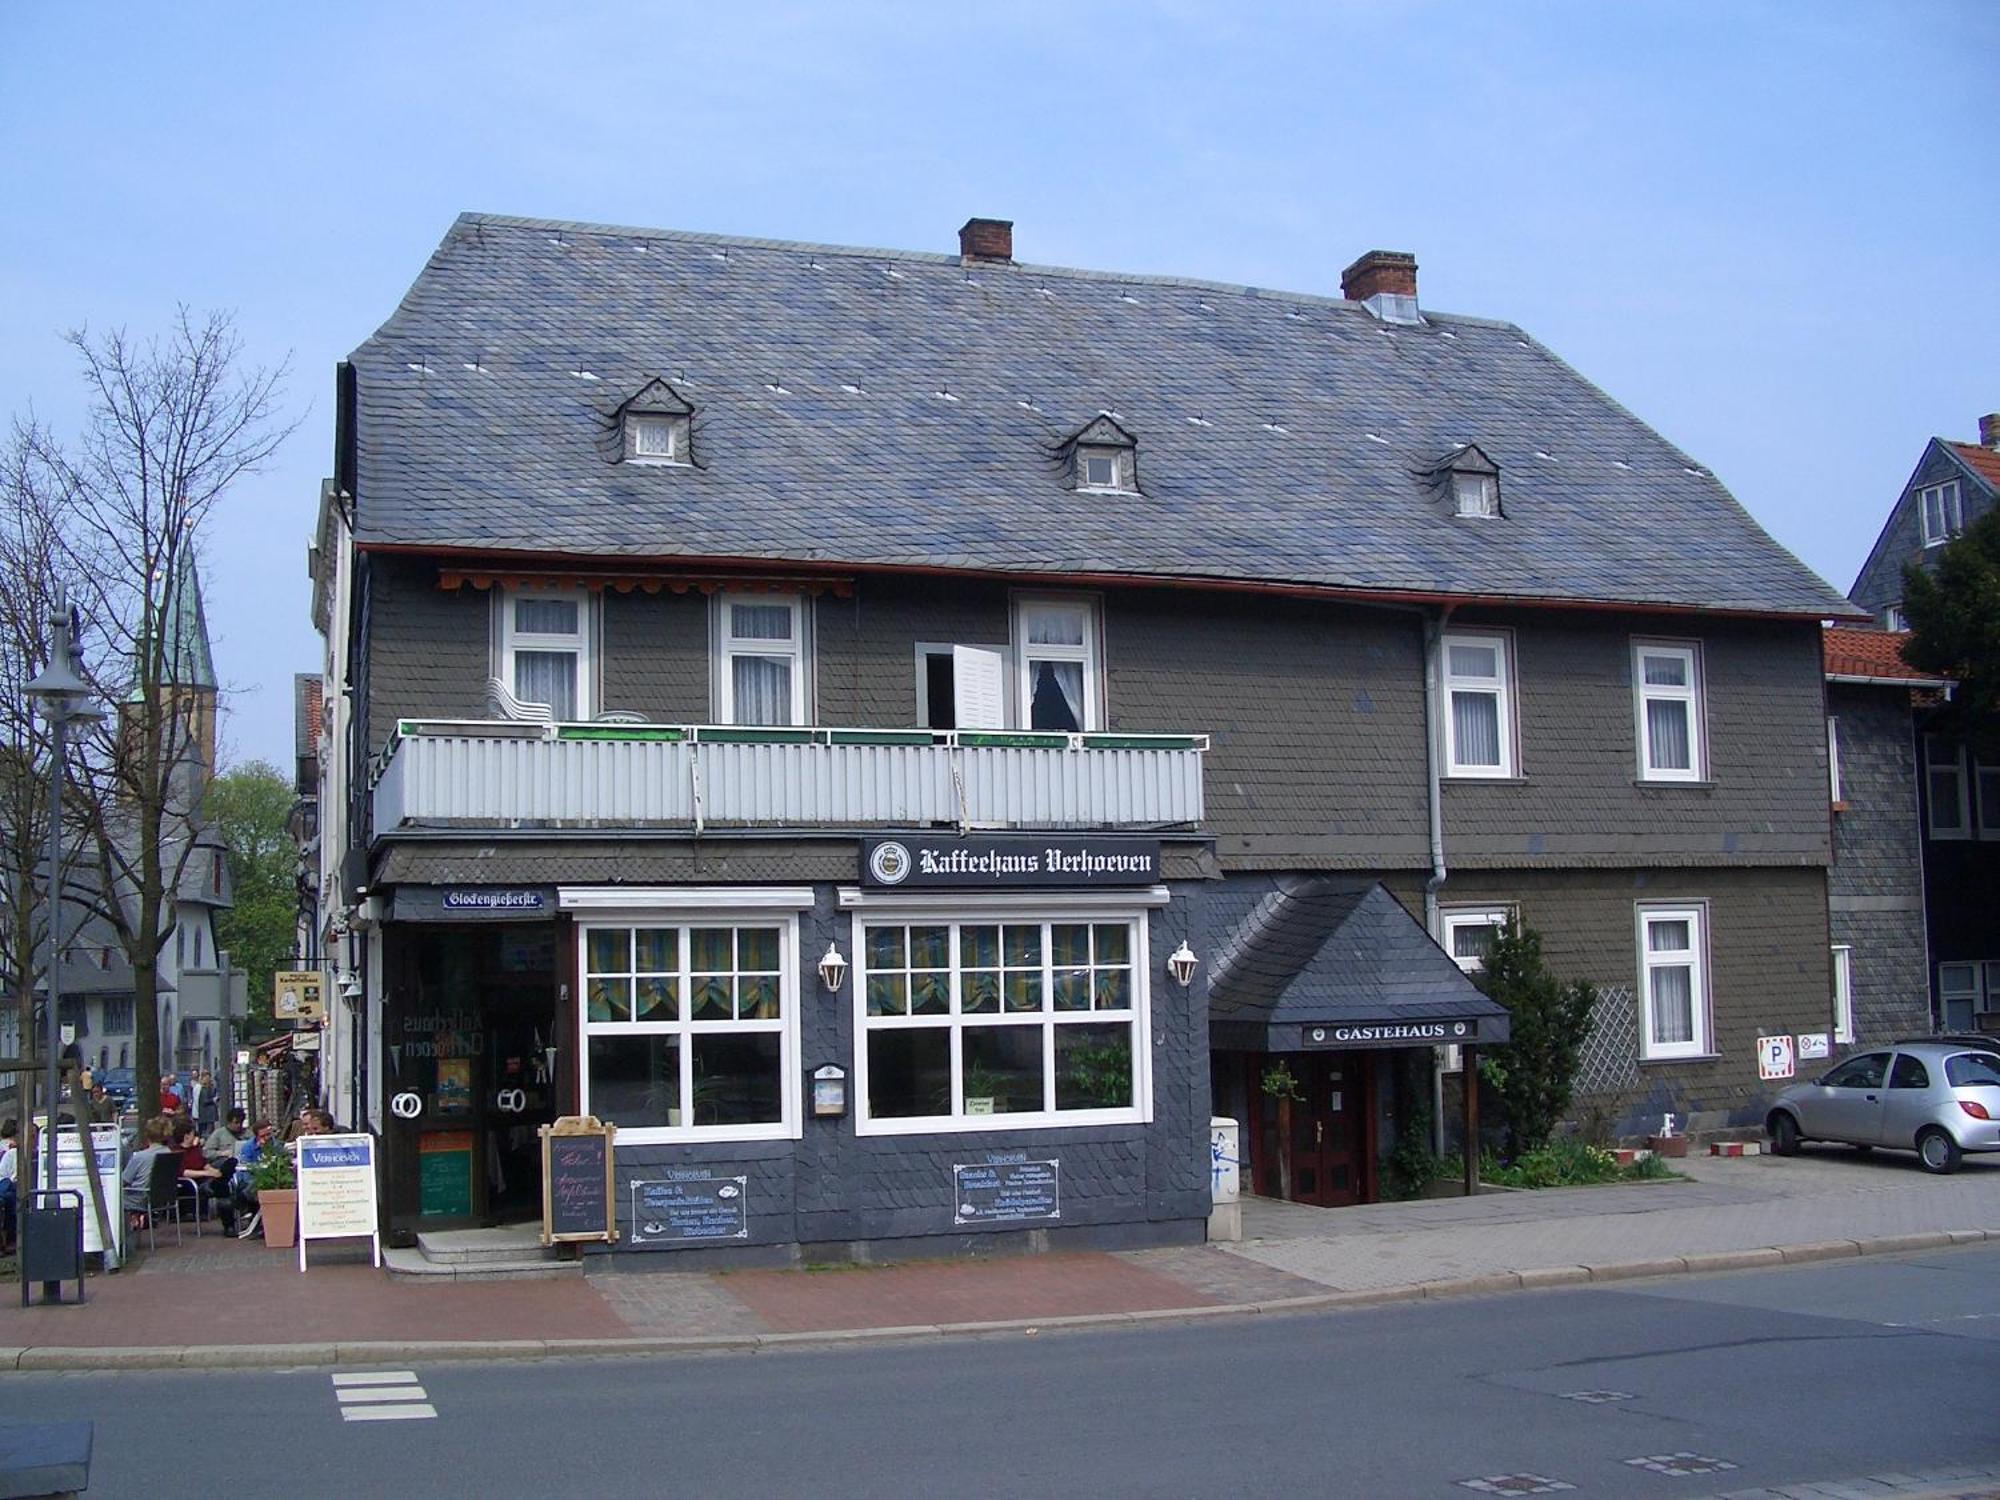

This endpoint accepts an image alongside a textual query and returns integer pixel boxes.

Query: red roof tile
[1949,442,2000,491]
[1822,626,1949,684]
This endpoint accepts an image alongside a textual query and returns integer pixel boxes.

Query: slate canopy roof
[346,212,1853,618]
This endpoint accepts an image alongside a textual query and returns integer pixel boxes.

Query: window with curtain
[1639,905,1709,1059]
[716,594,805,725]
[1014,596,1098,732]
[501,589,592,720]
[1440,632,1514,777]
[1634,641,1703,782]
[1926,737,1970,838]
[1831,944,1854,1044]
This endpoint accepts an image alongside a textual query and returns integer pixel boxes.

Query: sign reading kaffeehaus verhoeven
[862,836,1161,888]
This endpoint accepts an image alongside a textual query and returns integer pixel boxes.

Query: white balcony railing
[371,720,1206,835]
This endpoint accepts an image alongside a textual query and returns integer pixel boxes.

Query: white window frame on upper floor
[1919,481,1963,547]
[1451,471,1498,519]
[1637,902,1712,1062]
[1439,630,1517,779]
[1439,906,1513,976]
[627,413,684,464]
[1827,717,1843,806]
[1926,735,1971,840]
[1831,943,1854,1045]
[712,592,809,727]
[1882,603,1909,632]
[1633,639,1705,783]
[1013,594,1102,732]
[498,586,596,721]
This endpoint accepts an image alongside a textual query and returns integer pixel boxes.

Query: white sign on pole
[1797,1032,1830,1061]
[1757,1034,1797,1082]
[295,1132,380,1272]
[55,1123,124,1264]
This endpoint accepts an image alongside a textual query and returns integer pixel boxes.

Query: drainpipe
[1422,605,1454,1152]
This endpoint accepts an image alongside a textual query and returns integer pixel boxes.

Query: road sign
[1757,1034,1796,1082]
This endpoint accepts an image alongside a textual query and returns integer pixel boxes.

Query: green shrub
[1475,923,1598,1158]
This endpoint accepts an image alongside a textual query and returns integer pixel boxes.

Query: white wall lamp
[339,971,364,1002]
[817,943,849,992]
[1167,940,1199,988]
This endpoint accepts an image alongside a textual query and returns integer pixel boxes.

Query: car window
[1822,1052,1889,1089]
[1889,1054,1931,1090]
[1944,1052,2000,1089]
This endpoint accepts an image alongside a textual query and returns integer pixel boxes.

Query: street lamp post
[23,592,100,1199]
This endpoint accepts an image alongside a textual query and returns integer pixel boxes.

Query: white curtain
[1647,700,1691,770]
[1452,690,1500,767]
[733,655,794,725]
[1030,660,1083,731]
[514,650,577,719]
[1650,965,1694,1044]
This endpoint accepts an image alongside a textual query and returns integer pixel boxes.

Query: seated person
[121,1117,173,1229]
[204,1108,247,1170]
[173,1117,233,1232]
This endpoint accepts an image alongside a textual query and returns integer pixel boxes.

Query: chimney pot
[959,217,1014,265]
[1341,250,1418,303]
[1980,412,2000,450]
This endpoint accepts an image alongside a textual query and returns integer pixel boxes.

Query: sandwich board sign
[55,1122,124,1267]
[296,1133,380,1271]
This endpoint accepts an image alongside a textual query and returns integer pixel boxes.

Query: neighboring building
[1847,416,2000,1033]
[312,214,1857,1256]
[1823,627,1946,1049]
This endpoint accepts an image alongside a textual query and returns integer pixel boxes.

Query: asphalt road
[7,1245,1999,1499]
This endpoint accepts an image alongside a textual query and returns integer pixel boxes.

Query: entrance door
[1288,1054,1364,1207]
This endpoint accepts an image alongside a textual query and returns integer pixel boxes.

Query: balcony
[371,720,1207,837]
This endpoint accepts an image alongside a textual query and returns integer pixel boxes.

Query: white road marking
[340,1404,438,1422]
[332,1370,434,1422]
[331,1370,419,1386]
[338,1387,427,1404]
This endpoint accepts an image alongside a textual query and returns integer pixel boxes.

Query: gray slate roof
[349,213,1852,616]
[1207,879,1508,1051]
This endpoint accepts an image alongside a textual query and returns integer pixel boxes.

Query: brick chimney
[1341,250,1421,325]
[959,217,1013,265]
[1980,412,2000,450]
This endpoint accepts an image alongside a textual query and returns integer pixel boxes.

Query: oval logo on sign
[869,841,912,885]
[390,1091,423,1120]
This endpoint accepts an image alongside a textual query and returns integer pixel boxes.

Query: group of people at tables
[120,1102,335,1238]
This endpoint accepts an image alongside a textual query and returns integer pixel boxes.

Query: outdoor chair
[486,676,554,724]
[175,1172,214,1236]
[136,1153,183,1250]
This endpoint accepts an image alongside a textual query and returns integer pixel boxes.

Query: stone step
[414,1226,557,1266]
[383,1245,581,1282]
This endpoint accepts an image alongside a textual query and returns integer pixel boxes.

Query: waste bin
[19,1190,85,1306]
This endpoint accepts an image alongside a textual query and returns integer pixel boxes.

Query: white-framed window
[1832,943,1854,1045]
[1440,907,1512,974]
[1451,472,1498,518]
[1939,961,1979,1032]
[1634,640,1704,782]
[627,413,682,463]
[915,642,1007,732]
[852,909,1151,1135]
[1883,603,1909,631]
[1076,446,1132,493]
[1977,759,2000,838]
[1827,717,1843,805]
[578,915,800,1143]
[501,587,594,721]
[1926,736,1970,839]
[1440,631,1516,778]
[1014,595,1101,732]
[714,593,807,726]
[1919,481,1962,546]
[1637,903,1711,1061]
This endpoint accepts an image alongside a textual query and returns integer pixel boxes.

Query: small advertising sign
[1797,1032,1831,1061]
[273,969,325,1023]
[1757,1034,1797,1082]
[631,1173,748,1242]
[540,1116,618,1245]
[55,1123,124,1264]
[296,1132,381,1271]
[952,1158,1061,1226]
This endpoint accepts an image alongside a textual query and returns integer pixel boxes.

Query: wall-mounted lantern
[1167,940,1199,988]
[817,942,849,992]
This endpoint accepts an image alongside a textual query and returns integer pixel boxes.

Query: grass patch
[1478,1138,1684,1189]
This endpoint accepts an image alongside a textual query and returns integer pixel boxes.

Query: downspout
[1422,605,1454,1152]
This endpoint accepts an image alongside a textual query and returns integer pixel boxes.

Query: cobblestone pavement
[1222,1150,2000,1291]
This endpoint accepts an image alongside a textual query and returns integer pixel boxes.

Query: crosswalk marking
[332,1370,434,1423]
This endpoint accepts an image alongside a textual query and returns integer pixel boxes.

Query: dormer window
[1063,415,1139,495]
[616,377,695,466]
[1433,443,1503,520]
[1452,471,1498,518]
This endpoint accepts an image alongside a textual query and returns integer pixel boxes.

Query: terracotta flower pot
[260,1188,299,1248]
[1647,1135,1689,1159]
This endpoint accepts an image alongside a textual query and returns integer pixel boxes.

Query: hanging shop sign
[541,1116,618,1246]
[296,1133,381,1272]
[631,1172,749,1243]
[391,886,557,922]
[862,836,1160,889]
[952,1156,1061,1226]
[273,970,326,1022]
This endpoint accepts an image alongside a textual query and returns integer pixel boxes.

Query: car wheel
[1769,1112,1801,1156]
[1916,1128,1962,1175]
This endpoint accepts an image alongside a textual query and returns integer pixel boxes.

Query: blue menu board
[952,1159,1060,1225]
[631,1173,749,1242]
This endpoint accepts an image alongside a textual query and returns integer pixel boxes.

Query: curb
[3,1226,1992,1373]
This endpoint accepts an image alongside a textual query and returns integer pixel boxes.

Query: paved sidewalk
[1,1147,1995,1369]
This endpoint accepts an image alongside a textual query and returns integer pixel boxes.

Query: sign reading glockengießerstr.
[862,836,1161,889]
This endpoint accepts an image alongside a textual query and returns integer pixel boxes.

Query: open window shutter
[952,646,1006,729]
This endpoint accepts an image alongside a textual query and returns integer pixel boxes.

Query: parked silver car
[1767,1039,2000,1173]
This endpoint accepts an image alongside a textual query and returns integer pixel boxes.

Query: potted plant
[249,1148,298,1248]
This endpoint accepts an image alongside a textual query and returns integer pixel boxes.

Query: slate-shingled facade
[311,214,1860,1257]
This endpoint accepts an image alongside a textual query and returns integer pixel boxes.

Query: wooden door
[1289,1054,1364,1207]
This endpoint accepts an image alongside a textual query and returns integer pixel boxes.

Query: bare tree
[6,309,295,1121]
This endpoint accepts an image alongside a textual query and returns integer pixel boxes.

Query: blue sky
[2,1,1994,770]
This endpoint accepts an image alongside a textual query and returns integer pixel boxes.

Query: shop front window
[580,919,796,1141]
[855,913,1149,1134]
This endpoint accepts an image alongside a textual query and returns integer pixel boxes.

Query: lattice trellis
[1574,983,1638,1097]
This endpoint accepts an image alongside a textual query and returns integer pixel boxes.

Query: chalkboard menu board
[631,1173,749,1242]
[540,1117,618,1245]
[952,1158,1061,1225]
